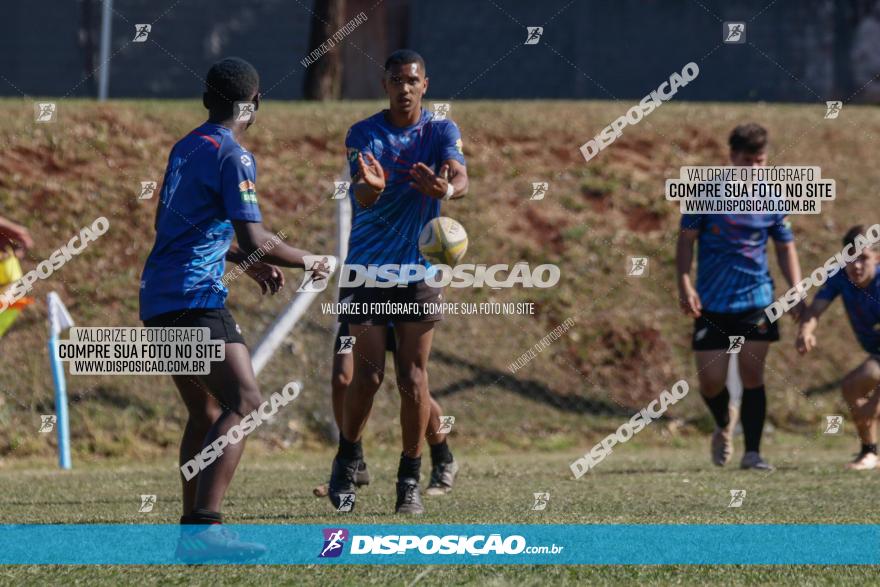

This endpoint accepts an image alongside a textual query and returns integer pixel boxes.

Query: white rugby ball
[418,216,468,265]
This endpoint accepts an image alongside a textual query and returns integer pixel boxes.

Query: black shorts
[338,280,443,325]
[335,322,397,354]
[142,308,246,345]
[692,308,779,351]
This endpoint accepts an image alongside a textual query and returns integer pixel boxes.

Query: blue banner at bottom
[0,524,877,565]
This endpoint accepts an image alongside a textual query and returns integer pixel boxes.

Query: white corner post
[47,292,75,469]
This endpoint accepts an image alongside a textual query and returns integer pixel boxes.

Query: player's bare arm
[775,238,804,320]
[226,244,284,295]
[408,160,468,200]
[796,297,832,354]
[232,220,315,270]
[676,228,701,317]
[352,152,385,207]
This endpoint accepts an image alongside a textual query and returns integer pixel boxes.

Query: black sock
[429,440,453,466]
[180,514,197,525]
[190,508,223,525]
[741,385,767,453]
[702,387,731,428]
[861,443,878,456]
[397,453,421,481]
[337,434,363,462]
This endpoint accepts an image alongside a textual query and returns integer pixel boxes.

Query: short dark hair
[384,49,425,73]
[728,123,768,154]
[205,57,259,110]
[843,225,868,248]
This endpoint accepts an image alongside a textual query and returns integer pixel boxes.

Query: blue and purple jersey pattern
[815,269,880,354]
[140,123,261,320]
[681,213,793,313]
[344,109,465,281]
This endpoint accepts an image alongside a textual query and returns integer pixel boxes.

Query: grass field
[6,564,879,586]
[2,100,880,461]
[1,437,878,583]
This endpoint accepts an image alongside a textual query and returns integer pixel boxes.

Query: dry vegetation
[1,99,878,461]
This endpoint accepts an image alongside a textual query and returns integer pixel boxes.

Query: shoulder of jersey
[427,116,457,129]
[348,116,378,137]
[221,140,255,169]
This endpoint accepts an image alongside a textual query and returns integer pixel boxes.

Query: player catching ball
[797,225,880,470]
[677,123,803,471]
[313,322,459,498]
[327,49,468,514]
[140,57,327,560]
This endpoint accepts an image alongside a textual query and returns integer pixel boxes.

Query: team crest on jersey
[711,225,721,235]
[239,180,257,204]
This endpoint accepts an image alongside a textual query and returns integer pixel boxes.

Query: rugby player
[797,225,880,470]
[676,123,803,470]
[140,57,326,559]
[327,49,468,514]
[312,321,459,497]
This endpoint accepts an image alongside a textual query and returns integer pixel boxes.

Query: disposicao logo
[318,530,563,558]
[319,528,349,558]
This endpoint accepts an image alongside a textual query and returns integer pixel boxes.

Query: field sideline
[1,438,878,584]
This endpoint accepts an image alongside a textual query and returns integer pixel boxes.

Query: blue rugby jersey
[344,109,465,282]
[815,269,880,354]
[681,213,793,313]
[140,123,261,320]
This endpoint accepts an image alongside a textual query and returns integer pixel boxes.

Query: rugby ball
[418,217,468,265]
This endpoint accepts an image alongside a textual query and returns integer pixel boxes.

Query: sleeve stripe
[189,130,221,149]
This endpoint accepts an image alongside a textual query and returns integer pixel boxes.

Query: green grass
[0,440,878,583]
[3,565,879,586]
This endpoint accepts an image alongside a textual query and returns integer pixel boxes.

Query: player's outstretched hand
[795,330,815,355]
[357,153,385,193]
[678,285,702,318]
[409,162,450,199]
[245,261,285,295]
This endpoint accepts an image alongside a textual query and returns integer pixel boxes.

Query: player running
[326,49,468,514]
[313,322,459,497]
[140,57,326,560]
[797,225,880,470]
[676,123,803,471]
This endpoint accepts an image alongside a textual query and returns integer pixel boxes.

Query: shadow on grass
[430,350,631,417]
[802,379,841,397]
